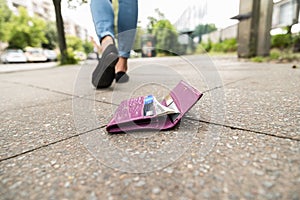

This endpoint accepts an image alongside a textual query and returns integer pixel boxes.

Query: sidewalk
[0,55,299,199]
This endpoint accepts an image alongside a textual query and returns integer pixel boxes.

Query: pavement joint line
[186,117,300,142]
[1,80,76,98]
[5,76,297,163]
[0,79,116,106]
[202,77,250,94]
[1,115,298,163]
[0,97,72,115]
[0,126,106,163]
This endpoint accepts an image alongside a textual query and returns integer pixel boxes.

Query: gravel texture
[0,55,299,199]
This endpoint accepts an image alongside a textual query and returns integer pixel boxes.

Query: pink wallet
[106,80,203,133]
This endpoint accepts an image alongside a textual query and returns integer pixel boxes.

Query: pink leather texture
[106,80,203,133]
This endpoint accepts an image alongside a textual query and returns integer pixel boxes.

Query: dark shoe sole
[92,44,118,88]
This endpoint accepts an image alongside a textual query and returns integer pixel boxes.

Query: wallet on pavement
[106,80,203,133]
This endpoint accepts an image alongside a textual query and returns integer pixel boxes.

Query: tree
[192,24,217,43]
[82,40,94,54]
[66,35,84,52]
[0,0,12,44]
[147,8,164,34]
[42,21,58,50]
[152,19,182,55]
[146,8,183,56]
[52,0,68,64]
[52,0,87,64]
[7,7,46,49]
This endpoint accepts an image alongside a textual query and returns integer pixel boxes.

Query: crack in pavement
[1,77,298,163]
[0,126,105,163]
[0,80,117,114]
[186,117,300,142]
[202,77,250,94]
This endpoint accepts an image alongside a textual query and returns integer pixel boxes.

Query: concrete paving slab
[221,64,300,92]
[183,60,300,140]
[0,99,112,161]
[0,65,82,96]
[222,88,299,139]
[1,55,299,200]
[0,81,70,113]
[191,86,299,140]
[93,79,207,108]
[0,123,299,200]
[214,57,299,87]
[219,65,300,140]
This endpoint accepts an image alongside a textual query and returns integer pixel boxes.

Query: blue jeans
[90,0,138,58]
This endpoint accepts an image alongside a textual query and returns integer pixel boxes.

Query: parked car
[0,49,27,64]
[43,49,58,62]
[74,51,87,61]
[24,47,47,62]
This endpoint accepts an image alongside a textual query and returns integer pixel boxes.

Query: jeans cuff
[99,32,115,43]
[118,51,130,58]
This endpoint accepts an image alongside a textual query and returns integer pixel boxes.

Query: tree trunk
[52,0,68,64]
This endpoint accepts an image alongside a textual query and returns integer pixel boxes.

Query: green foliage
[251,56,265,62]
[198,38,237,53]
[144,9,185,56]
[211,38,237,52]
[59,48,78,65]
[82,40,94,54]
[250,48,300,63]
[147,8,165,34]
[210,42,224,52]
[269,48,281,60]
[271,34,293,50]
[42,21,58,50]
[293,33,300,52]
[192,24,217,43]
[195,44,207,54]
[196,39,212,53]
[152,19,181,55]
[7,7,46,49]
[66,35,83,52]
[0,0,12,42]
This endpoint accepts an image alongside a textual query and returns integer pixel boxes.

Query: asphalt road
[0,62,58,73]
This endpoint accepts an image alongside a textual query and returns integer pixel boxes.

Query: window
[279,2,293,25]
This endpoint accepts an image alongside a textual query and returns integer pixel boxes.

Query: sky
[63,0,240,41]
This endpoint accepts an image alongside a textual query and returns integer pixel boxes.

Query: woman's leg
[90,0,115,43]
[90,0,118,88]
[115,0,138,75]
[117,0,138,58]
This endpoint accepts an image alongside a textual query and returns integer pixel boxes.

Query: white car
[24,47,47,62]
[43,49,58,62]
[0,49,27,64]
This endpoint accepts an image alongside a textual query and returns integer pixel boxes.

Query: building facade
[6,0,88,41]
[272,0,299,28]
[201,0,300,43]
[7,0,55,21]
